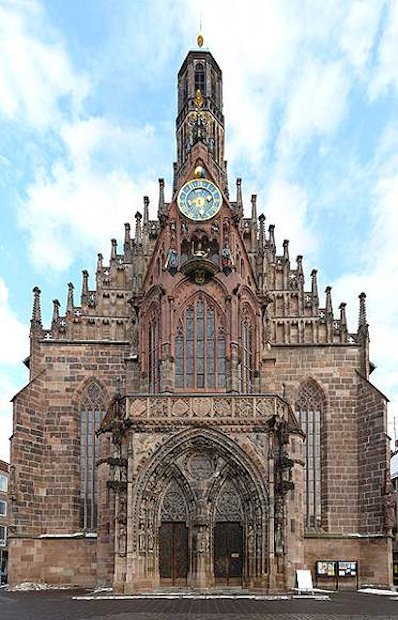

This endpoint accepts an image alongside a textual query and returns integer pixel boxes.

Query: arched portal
[129,428,269,590]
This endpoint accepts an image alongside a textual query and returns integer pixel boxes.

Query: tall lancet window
[175,296,225,390]
[194,62,206,94]
[80,382,106,530]
[295,380,323,529]
[148,314,159,393]
[241,316,254,393]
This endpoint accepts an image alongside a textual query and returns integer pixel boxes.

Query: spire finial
[197,12,203,48]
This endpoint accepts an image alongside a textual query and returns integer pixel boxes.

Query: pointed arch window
[194,62,206,95]
[295,381,323,529]
[148,315,159,393]
[241,317,253,393]
[80,382,106,530]
[175,297,225,390]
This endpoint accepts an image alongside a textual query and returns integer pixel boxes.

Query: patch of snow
[11,582,71,591]
[359,587,396,595]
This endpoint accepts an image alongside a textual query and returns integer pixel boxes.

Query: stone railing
[126,393,289,423]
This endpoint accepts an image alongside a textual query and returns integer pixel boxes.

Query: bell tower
[174,36,227,193]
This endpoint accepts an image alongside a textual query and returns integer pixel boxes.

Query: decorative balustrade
[126,393,289,423]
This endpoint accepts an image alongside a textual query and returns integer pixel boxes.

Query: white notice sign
[296,569,313,592]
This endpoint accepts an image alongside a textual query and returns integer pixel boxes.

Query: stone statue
[165,248,178,275]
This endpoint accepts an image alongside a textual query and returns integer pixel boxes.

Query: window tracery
[80,381,106,530]
[148,307,160,393]
[194,62,206,95]
[295,380,323,529]
[175,296,225,390]
[241,312,254,393]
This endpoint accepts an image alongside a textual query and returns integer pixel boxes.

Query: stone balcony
[125,393,290,428]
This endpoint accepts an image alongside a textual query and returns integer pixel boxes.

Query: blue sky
[1,0,398,460]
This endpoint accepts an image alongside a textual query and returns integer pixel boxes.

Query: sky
[1,0,398,461]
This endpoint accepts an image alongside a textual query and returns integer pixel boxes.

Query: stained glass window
[296,381,323,529]
[80,383,105,530]
[175,297,225,390]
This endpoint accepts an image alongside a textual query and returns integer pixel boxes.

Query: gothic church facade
[8,45,393,591]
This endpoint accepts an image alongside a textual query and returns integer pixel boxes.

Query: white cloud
[339,1,383,73]
[0,277,29,462]
[0,0,89,128]
[369,0,398,99]
[260,178,316,263]
[0,278,28,365]
[20,159,159,272]
[277,59,350,160]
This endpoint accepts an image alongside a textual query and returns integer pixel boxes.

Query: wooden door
[159,522,189,586]
[214,522,243,585]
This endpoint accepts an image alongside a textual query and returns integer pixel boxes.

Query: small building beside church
[8,42,393,592]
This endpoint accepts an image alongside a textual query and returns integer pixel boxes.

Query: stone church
[8,42,393,592]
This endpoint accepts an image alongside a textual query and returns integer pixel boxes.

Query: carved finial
[124,222,131,246]
[135,211,142,244]
[31,286,42,326]
[259,214,266,249]
[81,270,89,305]
[52,299,60,325]
[158,178,165,219]
[236,178,243,216]
[311,269,319,303]
[111,239,117,262]
[143,196,149,230]
[97,253,103,273]
[268,224,275,248]
[358,292,367,328]
[339,302,347,330]
[325,286,333,318]
[296,255,303,278]
[283,239,289,262]
[251,194,257,221]
[67,282,74,314]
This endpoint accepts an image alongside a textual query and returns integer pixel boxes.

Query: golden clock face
[177,178,222,221]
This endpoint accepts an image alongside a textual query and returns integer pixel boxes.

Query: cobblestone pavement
[0,590,397,620]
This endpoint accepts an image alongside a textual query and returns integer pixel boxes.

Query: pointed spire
[52,299,60,326]
[31,286,42,327]
[143,196,149,231]
[283,239,289,262]
[111,239,117,262]
[67,282,74,314]
[81,270,89,305]
[158,178,165,219]
[258,214,266,250]
[135,211,142,244]
[358,292,367,329]
[236,178,243,216]
[97,253,103,273]
[325,286,333,318]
